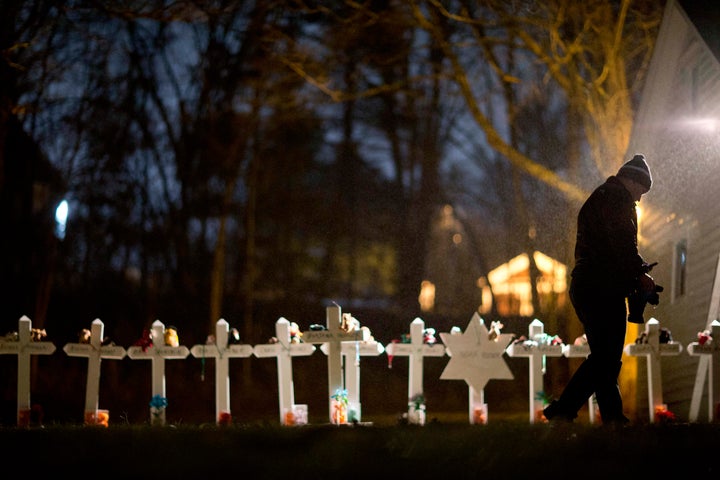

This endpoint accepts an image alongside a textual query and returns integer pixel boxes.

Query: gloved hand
[639,272,656,295]
[628,266,663,323]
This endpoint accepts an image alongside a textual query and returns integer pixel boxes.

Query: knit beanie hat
[617,154,652,190]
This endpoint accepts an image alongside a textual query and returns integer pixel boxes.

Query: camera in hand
[627,262,663,324]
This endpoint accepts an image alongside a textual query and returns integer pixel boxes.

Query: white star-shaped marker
[439,313,514,392]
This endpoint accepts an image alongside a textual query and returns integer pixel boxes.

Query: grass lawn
[2,416,717,479]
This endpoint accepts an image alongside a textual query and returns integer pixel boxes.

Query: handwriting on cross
[0,315,56,426]
[127,319,189,425]
[506,319,563,423]
[63,318,126,425]
[190,319,253,424]
[384,318,445,423]
[320,332,383,422]
[624,318,683,422]
[253,317,315,425]
[302,305,368,423]
[440,313,514,424]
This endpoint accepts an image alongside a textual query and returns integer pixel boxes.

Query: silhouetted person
[543,154,659,426]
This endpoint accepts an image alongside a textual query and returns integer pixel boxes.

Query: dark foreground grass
[2,419,718,479]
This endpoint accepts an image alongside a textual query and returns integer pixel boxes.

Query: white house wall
[628,0,720,421]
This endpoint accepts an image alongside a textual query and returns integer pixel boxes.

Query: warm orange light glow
[636,204,644,243]
[418,280,436,312]
[440,204,455,229]
[478,277,493,314]
[481,251,567,316]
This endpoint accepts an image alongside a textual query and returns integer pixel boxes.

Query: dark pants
[552,277,628,423]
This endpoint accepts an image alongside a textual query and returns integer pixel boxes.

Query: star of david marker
[440,313,514,423]
[440,312,514,424]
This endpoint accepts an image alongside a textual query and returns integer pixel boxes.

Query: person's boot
[601,413,630,428]
[543,401,575,423]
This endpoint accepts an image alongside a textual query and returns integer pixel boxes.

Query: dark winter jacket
[571,176,647,296]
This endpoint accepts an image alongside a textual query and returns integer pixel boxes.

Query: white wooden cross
[0,315,56,426]
[302,304,369,423]
[189,319,253,424]
[63,318,126,425]
[253,317,315,425]
[320,326,383,422]
[687,320,720,421]
[690,253,720,421]
[561,339,597,423]
[506,318,564,423]
[384,318,445,424]
[624,318,683,422]
[127,319,190,425]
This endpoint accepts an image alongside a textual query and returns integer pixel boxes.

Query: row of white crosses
[0,312,630,427]
[4,310,719,426]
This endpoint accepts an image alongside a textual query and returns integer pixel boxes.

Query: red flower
[218,411,232,426]
[655,408,676,423]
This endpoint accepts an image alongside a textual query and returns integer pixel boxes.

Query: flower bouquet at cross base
[654,404,677,423]
[536,391,553,423]
[331,389,349,425]
[84,409,109,427]
[149,394,168,426]
[407,394,426,425]
[218,411,232,426]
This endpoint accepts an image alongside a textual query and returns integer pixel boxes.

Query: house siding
[628,0,720,421]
